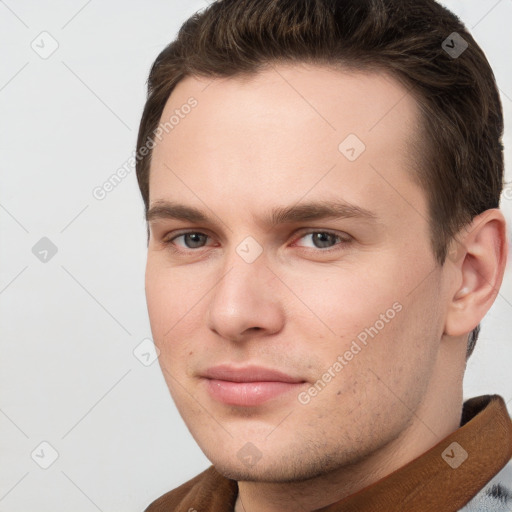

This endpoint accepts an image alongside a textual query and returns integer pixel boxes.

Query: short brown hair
[135,0,504,357]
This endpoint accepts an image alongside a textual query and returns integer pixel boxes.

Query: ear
[444,209,508,337]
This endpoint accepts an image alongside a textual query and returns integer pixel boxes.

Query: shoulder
[143,465,238,512]
[143,467,210,512]
[459,460,512,512]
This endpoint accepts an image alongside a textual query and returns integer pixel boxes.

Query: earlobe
[444,209,508,338]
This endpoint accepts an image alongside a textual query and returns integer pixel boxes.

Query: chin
[204,447,343,484]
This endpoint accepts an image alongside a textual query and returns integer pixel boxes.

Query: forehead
[157,62,421,144]
[149,63,426,224]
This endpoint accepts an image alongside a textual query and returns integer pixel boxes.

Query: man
[135,0,512,510]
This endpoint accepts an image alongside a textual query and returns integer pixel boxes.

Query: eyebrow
[146,199,377,228]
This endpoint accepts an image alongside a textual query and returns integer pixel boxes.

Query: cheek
[145,263,169,338]
[145,259,196,349]
[292,266,400,340]
[302,261,440,373]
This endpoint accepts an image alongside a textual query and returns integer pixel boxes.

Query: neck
[234,341,465,512]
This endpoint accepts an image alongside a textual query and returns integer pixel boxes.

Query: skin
[144,63,507,511]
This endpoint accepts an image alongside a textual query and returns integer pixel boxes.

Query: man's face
[145,64,451,481]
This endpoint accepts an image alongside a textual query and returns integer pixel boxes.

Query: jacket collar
[317,394,512,511]
[148,395,512,512]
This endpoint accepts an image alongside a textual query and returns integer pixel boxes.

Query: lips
[202,365,306,406]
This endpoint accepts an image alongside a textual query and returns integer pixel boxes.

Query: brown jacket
[145,395,512,512]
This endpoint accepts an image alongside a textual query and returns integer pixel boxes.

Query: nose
[206,250,285,343]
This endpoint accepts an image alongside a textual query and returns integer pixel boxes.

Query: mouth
[201,365,307,407]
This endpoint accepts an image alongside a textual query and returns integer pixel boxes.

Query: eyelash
[161,229,352,254]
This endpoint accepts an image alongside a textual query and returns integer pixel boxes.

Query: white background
[1,1,511,510]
